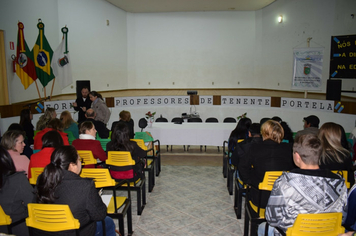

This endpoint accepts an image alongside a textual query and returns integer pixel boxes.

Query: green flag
[32,22,55,87]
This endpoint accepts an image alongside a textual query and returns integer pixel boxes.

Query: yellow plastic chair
[131,139,155,192]
[332,170,350,189]
[77,150,97,167]
[29,167,44,185]
[80,168,133,236]
[285,212,345,236]
[244,171,283,236]
[0,205,12,233]
[26,203,80,234]
[106,151,146,215]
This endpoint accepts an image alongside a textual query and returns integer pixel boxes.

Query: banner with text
[114,96,190,107]
[221,96,271,107]
[292,47,323,91]
[44,100,75,112]
[281,97,333,113]
[199,96,214,106]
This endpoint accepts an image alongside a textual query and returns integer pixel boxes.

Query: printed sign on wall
[199,96,214,106]
[281,98,333,113]
[115,96,190,107]
[44,100,75,112]
[221,96,271,107]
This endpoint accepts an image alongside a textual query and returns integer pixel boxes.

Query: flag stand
[50,78,55,100]
[34,81,42,100]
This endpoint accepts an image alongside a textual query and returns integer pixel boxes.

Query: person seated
[72,121,107,168]
[295,115,320,139]
[234,123,262,182]
[106,122,146,180]
[271,116,294,144]
[261,133,348,236]
[344,184,356,231]
[6,123,33,159]
[0,146,33,236]
[242,120,295,214]
[1,129,30,176]
[319,122,355,187]
[19,108,34,146]
[60,110,79,139]
[111,110,134,139]
[35,107,57,131]
[228,117,251,152]
[28,131,64,178]
[79,109,109,139]
[34,146,115,236]
[33,118,69,150]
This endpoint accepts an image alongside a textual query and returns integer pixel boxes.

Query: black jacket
[111,119,135,139]
[74,97,92,123]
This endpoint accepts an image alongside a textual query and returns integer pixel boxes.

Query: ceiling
[105,0,276,13]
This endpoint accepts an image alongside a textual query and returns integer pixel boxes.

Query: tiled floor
[114,158,245,235]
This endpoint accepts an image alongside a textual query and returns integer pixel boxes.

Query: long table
[145,123,236,146]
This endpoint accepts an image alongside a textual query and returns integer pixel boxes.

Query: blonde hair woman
[36,107,57,131]
[60,111,79,139]
[319,122,354,186]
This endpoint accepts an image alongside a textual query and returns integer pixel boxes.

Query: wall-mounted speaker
[326,79,341,101]
[76,80,91,98]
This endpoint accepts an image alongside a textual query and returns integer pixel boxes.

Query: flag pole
[50,78,55,100]
[34,81,42,100]
[44,86,47,99]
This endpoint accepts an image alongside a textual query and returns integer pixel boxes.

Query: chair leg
[227,167,233,195]
[166,145,169,151]
[218,146,220,152]
[127,202,133,235]
[223,156,227,178]
[155,155,161,176]
[118,216,124,236]
[234,179,242,219]
[244,204,250,236]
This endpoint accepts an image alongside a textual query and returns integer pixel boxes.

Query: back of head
[0,146,16,189]
[7,123,24,132]
[36,108,56,130]
[261,120,284,143]
[36,146,79,203]
[271,116,282,123]
[60,111,74,129]
[111,122,134,152]
[47,118,64,131]
[304,115,320,128]
[85,109,96,119]
[1,129,25,151]
[249,123,261,136]
[79,121,94,135]
[119,110,131,122]
[293,133,321,165]
[318,122,349,163]
[260,117,270,126]
[89,91,102,100]
[42,130,64,149]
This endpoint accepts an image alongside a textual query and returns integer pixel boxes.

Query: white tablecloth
[145,123,236,146]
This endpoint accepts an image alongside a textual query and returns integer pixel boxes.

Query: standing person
[72,121,107,168]
[111,110,134,139]
[73,86,92,123]
[19,108,34,145]
[261,133,347,236]
[0,146,33,236]
[36,107,57,131]
[35,146,115,236]
[106,122,146,180]
[318,122,355,186]
[89,91,111,125]
[1,129,29,176]
[60,110,79,139]
[28,131,64,178]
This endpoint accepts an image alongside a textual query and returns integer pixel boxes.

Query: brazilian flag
[32,22,55,87]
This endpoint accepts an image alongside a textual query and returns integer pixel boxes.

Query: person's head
[85,108,96,119]
[36,146,81,203]
[79,121,97,137]
[89,91,102,102]
[261,120,284,143]
[60,111,75,129]
[19,108,32,126]
[293,133,321,167]
[42,131,64,149]
[112,122,130,143]
[45,107,57,119]
[248,123,261,137]
[271,116,282,123]
[47,118,64,132]
[81,87,89,98]
[0,146,16,189]
[318,122,349,164]
[119,110,131,122]
[1,130,26,153]
[7,123,24,132]
[233,117,252,139]
[260,117,270,126]
[303,115,320,128]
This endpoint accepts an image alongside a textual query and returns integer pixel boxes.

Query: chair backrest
[0,205,11,226]
[33,149,41,154]
[26,203,80,232]
[286,212,345,236]
[96,138,111,151]
[64,131,76,145]
[171,117,184,123]
[131,139,147,151]
[258,171,283,191]
[106,151,136,167]
[109,131,112,139]
[138,118,147,131]
[188,117,202,122]
[205,117,218,123]
[80,168,116,188]
[155,117,168,122]
[134,132,154,143]
[332,170,350,189]
[223,117,237,123]
[29,167,45,185]
[77,150,97,166]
